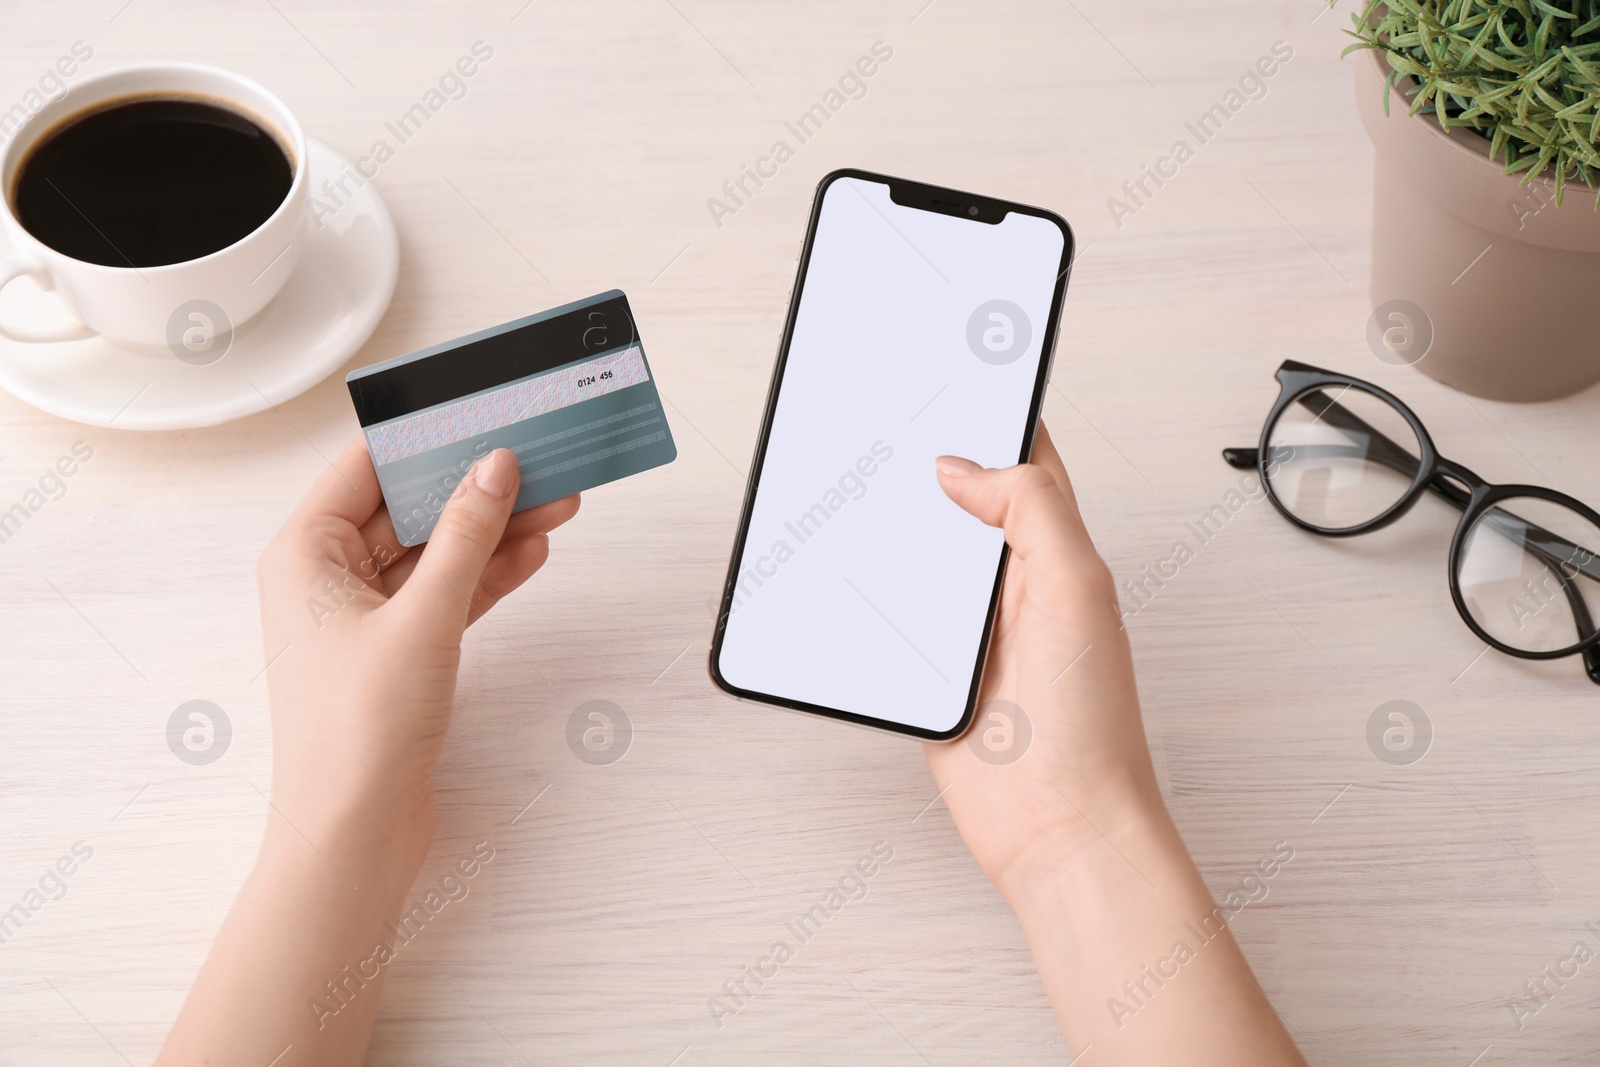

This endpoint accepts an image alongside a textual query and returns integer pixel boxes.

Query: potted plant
[1348,1,1600,401]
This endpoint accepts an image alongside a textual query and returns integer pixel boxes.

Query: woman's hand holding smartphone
[926,425,1160,898]
[929,426,1306,1066]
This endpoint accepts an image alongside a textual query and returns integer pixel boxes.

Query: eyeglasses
[1224,361,1600,686]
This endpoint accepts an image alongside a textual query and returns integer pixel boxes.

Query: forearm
[157,803,429,1066]
[1005,801,1306,1065]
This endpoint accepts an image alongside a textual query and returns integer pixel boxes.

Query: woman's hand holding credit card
[346,289,677,546]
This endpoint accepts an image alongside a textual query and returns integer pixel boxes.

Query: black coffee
[13,97,292,268]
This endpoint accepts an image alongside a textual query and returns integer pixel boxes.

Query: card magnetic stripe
[363,346,650,466]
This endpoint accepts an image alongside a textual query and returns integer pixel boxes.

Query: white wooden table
[3,1,1598,1063]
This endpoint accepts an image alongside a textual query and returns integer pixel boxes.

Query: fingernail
[936,455,982,478]
[475,449,519,498]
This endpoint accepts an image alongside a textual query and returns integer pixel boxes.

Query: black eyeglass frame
[1223,359,1600,684]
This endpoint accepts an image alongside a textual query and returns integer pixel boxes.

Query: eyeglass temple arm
[1223,435,1467,511]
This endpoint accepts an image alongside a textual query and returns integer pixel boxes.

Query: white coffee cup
[0,62,307,349]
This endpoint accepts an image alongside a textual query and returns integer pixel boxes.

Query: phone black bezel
[706,168,1076,742]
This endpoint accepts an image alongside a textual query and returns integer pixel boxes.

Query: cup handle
[0,256,97,343]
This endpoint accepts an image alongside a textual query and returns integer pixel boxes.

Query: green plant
[1345,0,1600,205]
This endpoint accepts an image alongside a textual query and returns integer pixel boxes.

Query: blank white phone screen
[717,176,1066,734]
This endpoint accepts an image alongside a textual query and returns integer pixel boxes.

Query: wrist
[995,775,1173,915]
[259,782,434,896]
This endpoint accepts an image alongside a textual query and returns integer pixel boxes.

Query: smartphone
[709,169,1074,740]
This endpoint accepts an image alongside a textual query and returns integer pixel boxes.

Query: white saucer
[0,137,398,430]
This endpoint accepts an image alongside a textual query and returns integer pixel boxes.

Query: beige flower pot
[1355,46,1600,401]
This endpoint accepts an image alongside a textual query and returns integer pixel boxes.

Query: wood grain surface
[2,1,1598,1064]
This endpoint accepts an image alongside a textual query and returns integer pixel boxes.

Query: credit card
[347,290,676,546]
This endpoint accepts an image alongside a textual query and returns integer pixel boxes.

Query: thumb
[396,449,520,630]
[934,454,1097,577]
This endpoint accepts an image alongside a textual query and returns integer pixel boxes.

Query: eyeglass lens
[1264,385,1422,531]
[1457,496,1600,655]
